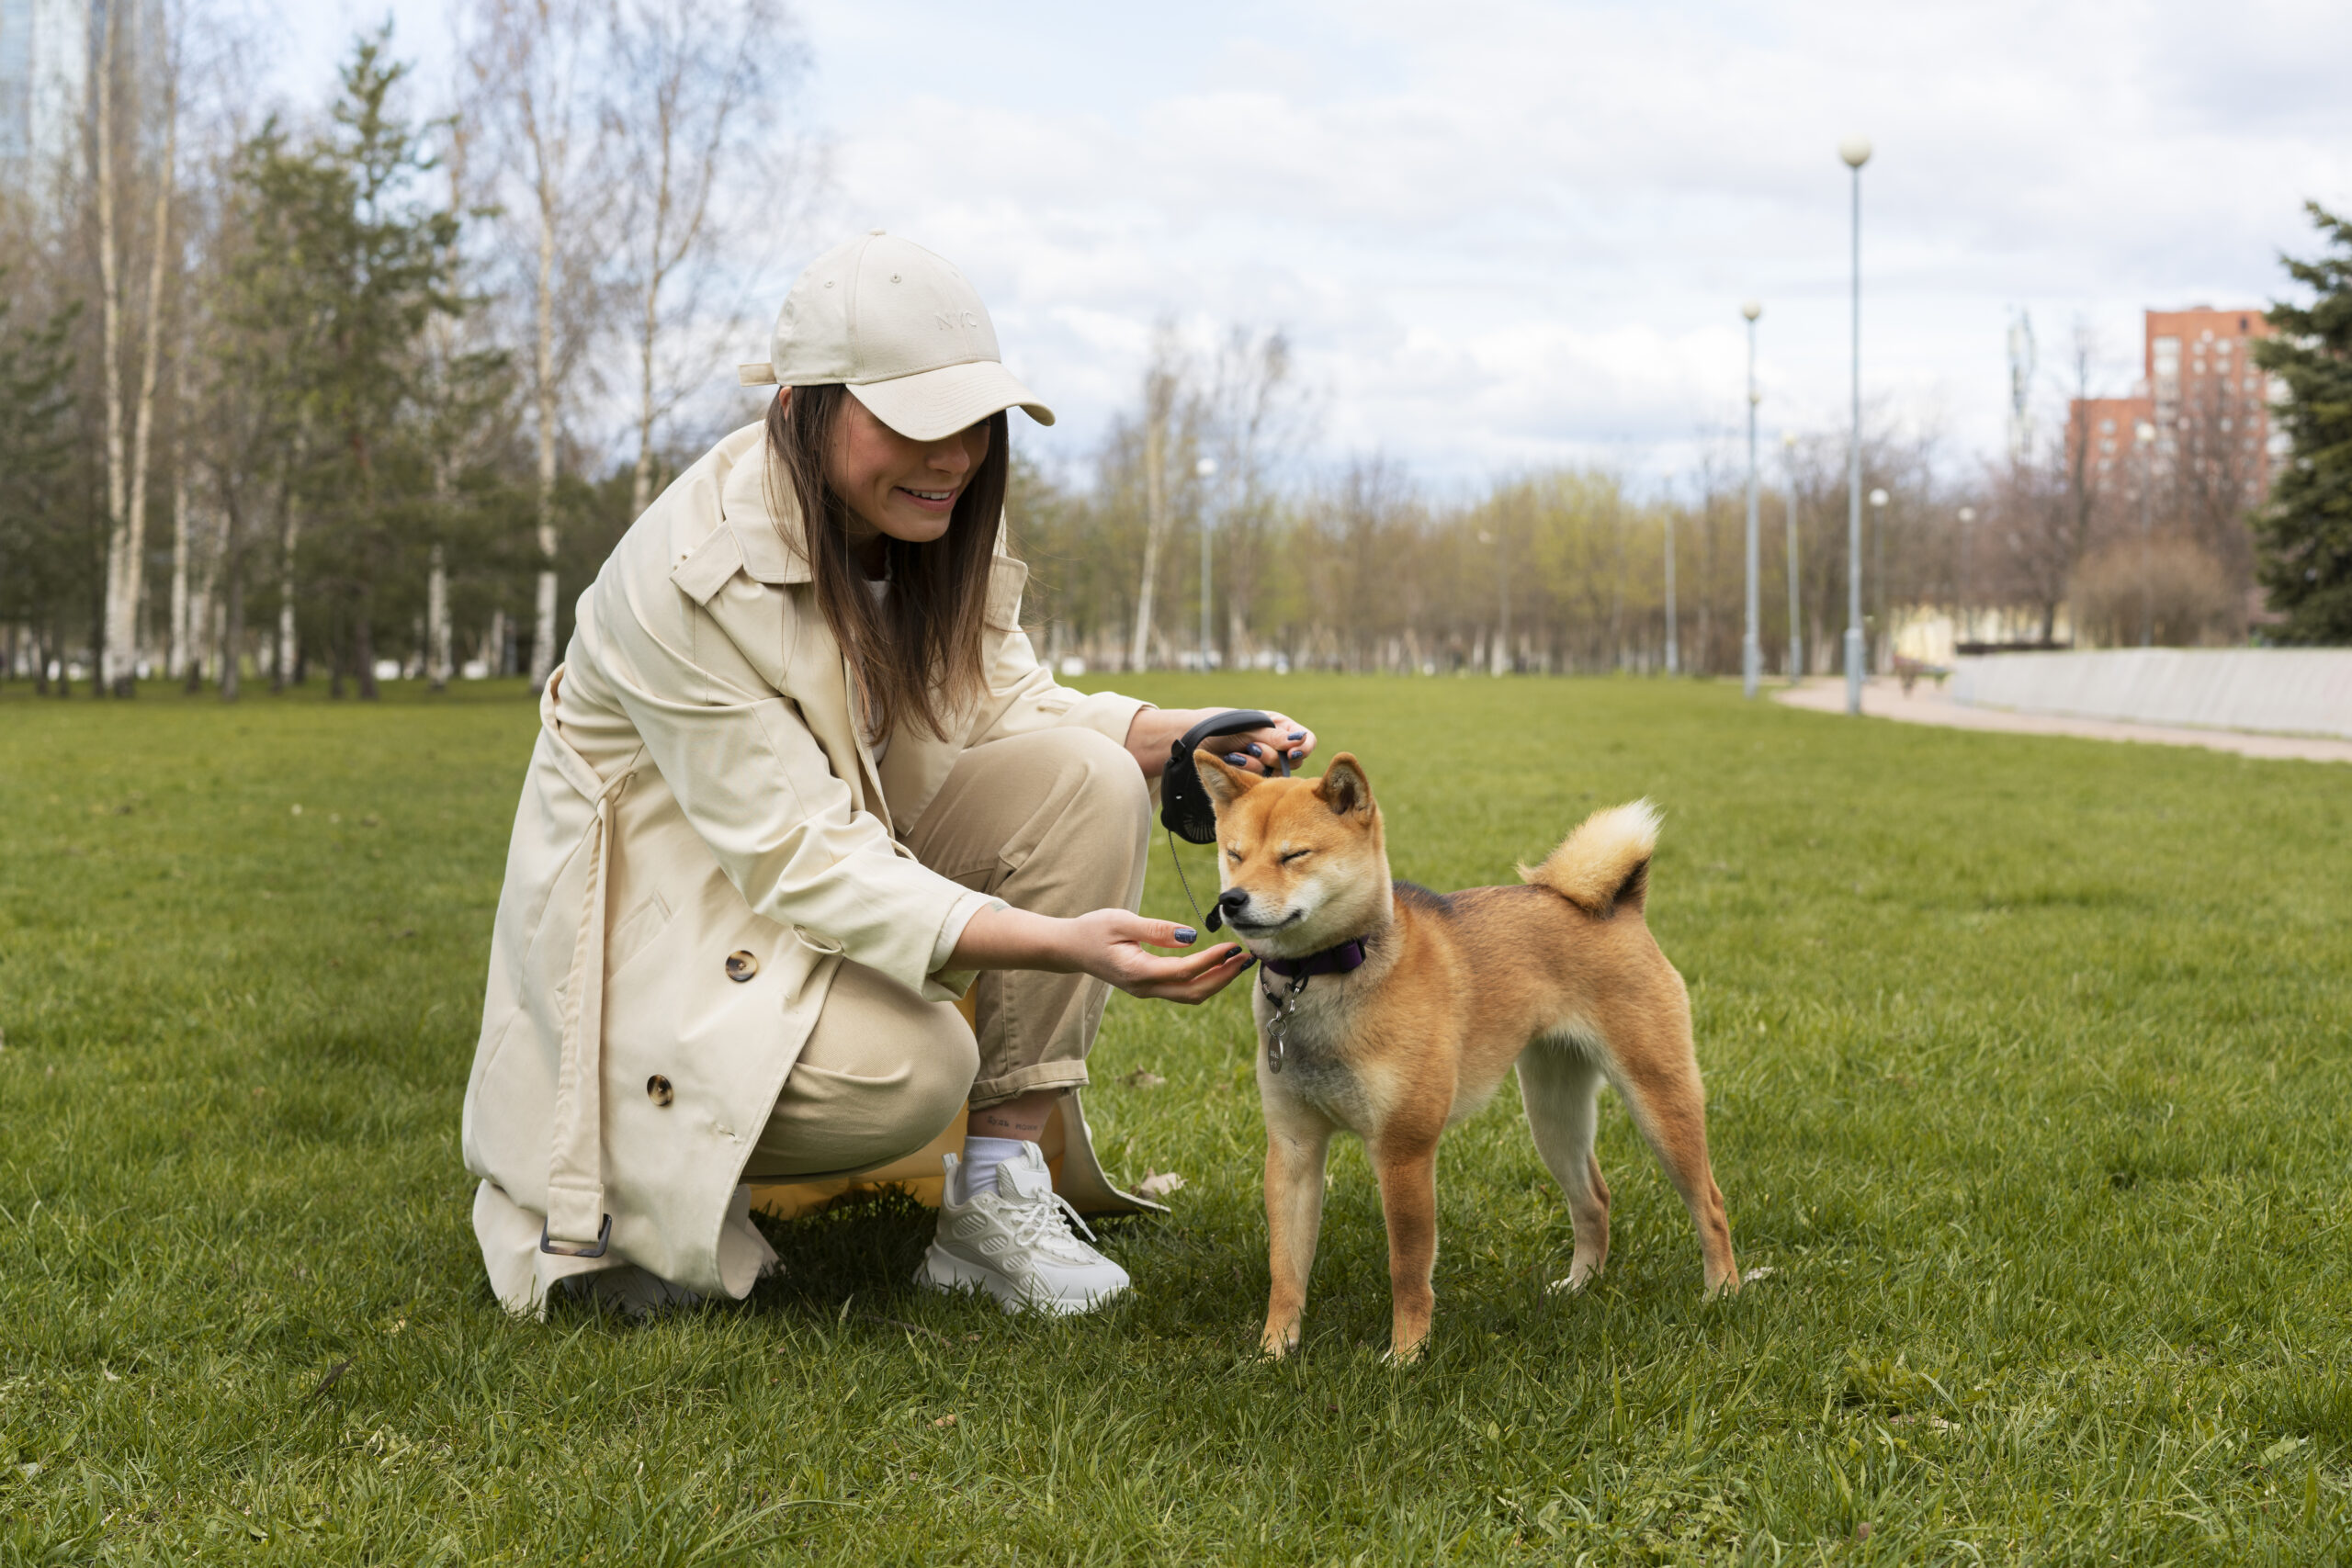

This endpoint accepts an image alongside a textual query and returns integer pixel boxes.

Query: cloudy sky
[279,0,2352,489]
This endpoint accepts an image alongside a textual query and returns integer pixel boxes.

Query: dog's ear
[1193,748,1259,814]
[1317,753,1374,818]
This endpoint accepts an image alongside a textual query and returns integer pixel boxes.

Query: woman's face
[817,392,992,546]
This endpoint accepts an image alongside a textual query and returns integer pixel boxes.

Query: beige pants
[741,727,1151,1181]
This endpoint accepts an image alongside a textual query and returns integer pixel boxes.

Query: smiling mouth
[898,486,956,506]
[1228,909,1303,934]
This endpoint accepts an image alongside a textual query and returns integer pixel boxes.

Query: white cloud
[275,0,2352,488]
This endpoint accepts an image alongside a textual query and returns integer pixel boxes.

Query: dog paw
[1382,1342,1425,1367]
[1545,1259,1603,1295]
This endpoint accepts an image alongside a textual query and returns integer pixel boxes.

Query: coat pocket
[606,890,674,978]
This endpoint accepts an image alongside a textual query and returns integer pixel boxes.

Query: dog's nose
[1216,887,1251,914]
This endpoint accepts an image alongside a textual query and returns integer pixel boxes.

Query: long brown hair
[765,386,1008,741]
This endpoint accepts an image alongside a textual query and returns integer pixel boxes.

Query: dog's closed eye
[1280,849,1312,863]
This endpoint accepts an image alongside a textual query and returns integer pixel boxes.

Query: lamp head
[1869,488,1889,508]
[2134,422,2155,444]
[1781,432,1797,450]
[1195,456,1218,479]
[1958,506,1977,524]
[1839,135,1872,169]
[1741,300,1762,321]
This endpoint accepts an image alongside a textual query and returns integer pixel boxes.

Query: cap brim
[845,361,1055,441]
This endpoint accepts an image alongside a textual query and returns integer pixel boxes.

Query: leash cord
[1166,826,1212,934]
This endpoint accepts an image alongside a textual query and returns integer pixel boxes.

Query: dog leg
[1605,1025,1739,1297]
[1516,1040,1611,1292]
[1372,1137,1442,1362]
[1261,1109,1333,1359]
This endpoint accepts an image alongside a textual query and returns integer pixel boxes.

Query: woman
[461,231,1316,1318]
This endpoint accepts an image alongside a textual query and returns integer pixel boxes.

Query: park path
[1773,676,2352,765]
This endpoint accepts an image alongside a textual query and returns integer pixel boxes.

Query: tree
[0,281,81,689]
[605,0,810,519]
[2253,203,2352,643]
[465,0,616,692]
[1197,326,1306,666]
[1125,324,1187,671]
[91,0,183,694]
[219,34,465,700]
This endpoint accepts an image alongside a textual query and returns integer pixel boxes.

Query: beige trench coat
[462,422,1154,1315]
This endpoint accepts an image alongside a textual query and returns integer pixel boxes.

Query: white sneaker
[917,1145,1131,1316]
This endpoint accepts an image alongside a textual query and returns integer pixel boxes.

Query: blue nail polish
[1226,752,1247,766]
[1173,926,1197,944]
[1288,730,1306,740]
[1247,743,1262,757]
[1287,749,1304,761]
[1236,954,1257,971]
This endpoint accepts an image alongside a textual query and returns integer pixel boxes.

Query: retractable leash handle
[1160,710,1292,932]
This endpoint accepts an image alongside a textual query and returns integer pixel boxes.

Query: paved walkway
[1773,677,2352,764]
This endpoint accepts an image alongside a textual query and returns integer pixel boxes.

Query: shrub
[2069,536,2237,647]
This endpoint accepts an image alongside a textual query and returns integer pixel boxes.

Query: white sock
[960,1136,1029,1201]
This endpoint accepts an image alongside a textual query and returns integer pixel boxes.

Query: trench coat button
[646,1075,673,1108]
[725,950,757,982]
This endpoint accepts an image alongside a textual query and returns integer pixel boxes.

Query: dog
[1195,750,1738,1361]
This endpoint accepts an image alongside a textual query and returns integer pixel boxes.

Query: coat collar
[715,423,813,585]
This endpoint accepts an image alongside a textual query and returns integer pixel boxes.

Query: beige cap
[738,231,1054,440]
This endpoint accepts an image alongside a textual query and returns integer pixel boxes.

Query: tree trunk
[274,471,300,691]
[632,260,660,516]
[184,524,210,695]
[355,588,379,699]
[529,157,560,692]
[168,354,192,682]
[426,542,450,690]
[1129,399,1167,672]
[219,508,243,702]
[95,0,129,693]
[116,82,175,695]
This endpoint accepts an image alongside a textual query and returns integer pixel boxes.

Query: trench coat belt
[540,677,636,1258]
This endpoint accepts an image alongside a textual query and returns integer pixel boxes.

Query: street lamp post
[1957,504,1977,649]
[1839,133,1871,715]
[1783,433,1802,682]
[1869,486,1889,671]
[2135,421,2156,647]
[1196,455,1218,670]
[1742,300,1763,699]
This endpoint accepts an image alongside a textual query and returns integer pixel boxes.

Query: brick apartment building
[2069,307,2280,510]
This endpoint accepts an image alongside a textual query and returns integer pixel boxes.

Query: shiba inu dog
[1195,751,1738,1361]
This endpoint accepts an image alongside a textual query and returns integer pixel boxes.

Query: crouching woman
[460,232,1313,1318]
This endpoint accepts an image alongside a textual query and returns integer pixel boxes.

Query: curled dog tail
[1519,798,1661,919]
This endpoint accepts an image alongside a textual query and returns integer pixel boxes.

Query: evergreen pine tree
[2254,203,2352,642]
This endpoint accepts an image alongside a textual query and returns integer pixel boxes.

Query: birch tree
[465,0,615,692]
[1200,326,1305,662]
[1126,327,1185,672]
[92,0,182,694]
[605,0,809,518]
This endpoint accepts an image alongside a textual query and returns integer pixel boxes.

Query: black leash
[1167,825,1215,934]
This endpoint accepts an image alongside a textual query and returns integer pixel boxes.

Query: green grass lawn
[3,672,2349,1564]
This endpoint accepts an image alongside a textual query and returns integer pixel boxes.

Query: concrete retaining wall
[1950,649,2352,739]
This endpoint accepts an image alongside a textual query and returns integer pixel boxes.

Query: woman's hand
[1124,707,1318,780]
[950,904,1254,1004]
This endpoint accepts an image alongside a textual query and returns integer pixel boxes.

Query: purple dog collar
[1261,938,1370,980]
